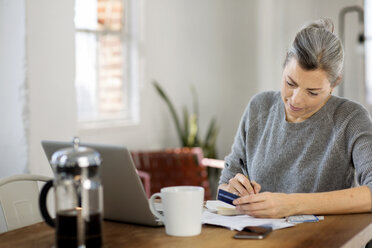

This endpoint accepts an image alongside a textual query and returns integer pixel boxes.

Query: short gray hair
[283,18,344,87]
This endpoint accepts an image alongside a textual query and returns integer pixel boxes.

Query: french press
[39,137,103,248]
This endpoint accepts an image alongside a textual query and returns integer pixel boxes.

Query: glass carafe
[39,137,103,248]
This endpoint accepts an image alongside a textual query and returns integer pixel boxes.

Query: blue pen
[239,158,256,194]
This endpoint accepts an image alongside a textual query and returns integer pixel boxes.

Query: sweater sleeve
[347,106,372,209]
[218,103,250,185]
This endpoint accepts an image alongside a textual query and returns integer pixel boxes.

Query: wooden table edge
[341,220,372,248]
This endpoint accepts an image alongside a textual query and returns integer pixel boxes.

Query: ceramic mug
[149,186,204,237]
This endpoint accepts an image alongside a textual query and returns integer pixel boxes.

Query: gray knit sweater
[219,91,372,198]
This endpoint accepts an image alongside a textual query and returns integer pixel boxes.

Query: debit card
[217,189,239,206]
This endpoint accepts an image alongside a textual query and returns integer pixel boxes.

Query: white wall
[27,0,77,176]
[257,0,364,101]
[0,0,28,177]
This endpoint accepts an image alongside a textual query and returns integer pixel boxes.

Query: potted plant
[153,80,218,158]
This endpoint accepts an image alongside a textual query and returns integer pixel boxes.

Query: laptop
[41,140,163,227]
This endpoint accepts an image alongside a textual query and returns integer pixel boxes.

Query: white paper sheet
[202,201,294,231]
[205,200,236,211]
[202,211,294,231]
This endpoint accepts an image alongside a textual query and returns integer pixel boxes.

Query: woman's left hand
[232,192,297,218]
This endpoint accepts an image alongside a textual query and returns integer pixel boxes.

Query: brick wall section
[97,0,125,115]
[97,0,122,31]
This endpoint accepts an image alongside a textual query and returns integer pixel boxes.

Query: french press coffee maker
[39,137,103,248]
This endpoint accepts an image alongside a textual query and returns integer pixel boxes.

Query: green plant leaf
[190,84,199,143]
[153,81,185,146]
[190,84,199,121]
[187,114,198,147]
[182,106,189,146]
[194,133,201,148]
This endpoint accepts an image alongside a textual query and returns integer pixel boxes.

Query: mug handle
[39,180,55,227]
[149,193,164,221]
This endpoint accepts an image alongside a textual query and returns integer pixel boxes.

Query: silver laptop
[41,140,163,227]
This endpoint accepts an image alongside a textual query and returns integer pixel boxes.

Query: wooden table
[1,213,372,248]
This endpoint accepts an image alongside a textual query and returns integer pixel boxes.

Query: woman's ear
[332,76,342,88]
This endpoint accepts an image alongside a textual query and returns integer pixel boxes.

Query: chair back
[0,174,52,233]
[131,147,211,199]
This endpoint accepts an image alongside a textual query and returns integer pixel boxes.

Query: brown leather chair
[131,147,224,200]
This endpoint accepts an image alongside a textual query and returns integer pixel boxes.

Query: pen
[239,158,256,194]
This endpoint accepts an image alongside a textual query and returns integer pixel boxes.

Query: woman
[218,18,372,218]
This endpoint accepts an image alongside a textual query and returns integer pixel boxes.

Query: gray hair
[283,18,344,87]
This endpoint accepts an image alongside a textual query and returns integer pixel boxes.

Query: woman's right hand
[219,173,261,196]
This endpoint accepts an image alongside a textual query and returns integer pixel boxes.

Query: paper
[205,200,236,211]
[202,211,294,231]
[153,202,163,211]
[203,201,294,231]
[205,200,240,216]
[286,215,324,223]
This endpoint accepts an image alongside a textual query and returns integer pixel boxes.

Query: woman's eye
[309,91,318,96]
[286,81,295,87]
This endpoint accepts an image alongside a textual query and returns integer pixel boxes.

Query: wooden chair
[131,147,224,200]
[0,174,52,233]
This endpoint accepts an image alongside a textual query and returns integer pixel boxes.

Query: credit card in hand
[217,189,239,206]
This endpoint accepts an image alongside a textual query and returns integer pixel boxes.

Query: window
[74,0,139,127]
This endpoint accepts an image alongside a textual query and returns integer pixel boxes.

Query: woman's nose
[291,89,303,105]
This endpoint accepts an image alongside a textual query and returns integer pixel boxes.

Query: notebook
[41,140,163,227]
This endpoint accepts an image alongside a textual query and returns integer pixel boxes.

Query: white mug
[149,186,204,237]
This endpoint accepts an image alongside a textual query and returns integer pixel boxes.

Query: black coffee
[85,212,102,248]
[56,209,102,248]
